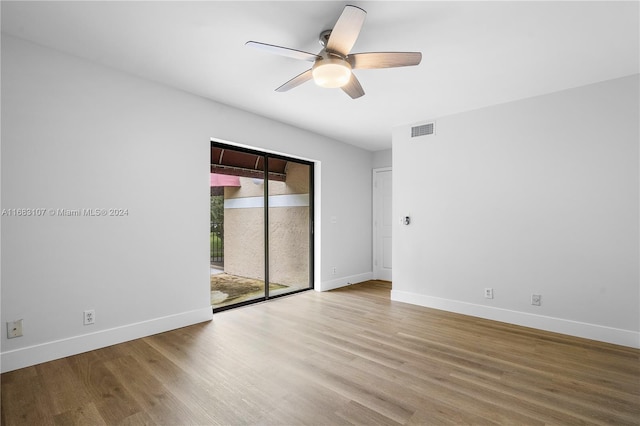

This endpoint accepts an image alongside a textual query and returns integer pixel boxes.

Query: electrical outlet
[7,319,23,338]
[484,288,494,299]
[331,267,337,275]
[531,294,541,306]
[83,310,95,325]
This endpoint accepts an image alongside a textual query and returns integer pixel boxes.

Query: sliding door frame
[211,141,314,312]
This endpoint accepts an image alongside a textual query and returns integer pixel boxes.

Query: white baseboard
[1,307,213,373]
[319,272,373,292]
[391,290,640,349]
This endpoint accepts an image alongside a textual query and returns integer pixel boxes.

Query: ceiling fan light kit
[312,56,352,88]
[246,4,422,99]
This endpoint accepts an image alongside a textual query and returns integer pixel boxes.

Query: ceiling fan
[246,5,422,99]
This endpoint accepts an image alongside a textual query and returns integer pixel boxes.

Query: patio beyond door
[210,142,313,311]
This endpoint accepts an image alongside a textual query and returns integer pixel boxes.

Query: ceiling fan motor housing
[319,29,333,47]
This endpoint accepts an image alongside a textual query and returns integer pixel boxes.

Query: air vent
[411,122,435,137]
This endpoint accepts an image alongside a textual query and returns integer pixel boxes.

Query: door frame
[372,167,392,280]
[210,140,315,312]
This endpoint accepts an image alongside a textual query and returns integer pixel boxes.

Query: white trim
[320,272,373,292]
[391,290,640,349]
[372,167,392,281]
[224,194,309,209]
[1,307,213,373]
[313,163,321,291]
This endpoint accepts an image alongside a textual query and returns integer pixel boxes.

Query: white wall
[372,149,392,169]
[0,35,373,372]
[392,75,639,348]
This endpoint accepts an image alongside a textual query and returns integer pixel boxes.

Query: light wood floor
[2,281,639,425]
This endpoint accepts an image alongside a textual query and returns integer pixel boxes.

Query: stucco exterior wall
[223,207,265,280]
[267,207,310,287]
[223,162,310,288]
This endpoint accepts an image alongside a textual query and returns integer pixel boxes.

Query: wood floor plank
[335,400,404,426]
[1,374,55,425]
[2,280,639,425]
[35,358,94,416]
[53,402,107,426]
[104,354,213,425]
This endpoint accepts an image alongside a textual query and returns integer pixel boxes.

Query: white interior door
[373,168,392,281]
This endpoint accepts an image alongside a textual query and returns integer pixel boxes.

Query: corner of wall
[1,308,213,373]
[320,272,373,292]
[391,290,640,349]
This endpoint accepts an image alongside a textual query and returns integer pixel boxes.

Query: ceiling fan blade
[348,52,422,69]
[246,41,320,62]
[341,73,365,99]
[275,69,314,92]
[326,5,366,56]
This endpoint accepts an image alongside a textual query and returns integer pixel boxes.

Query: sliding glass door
[210,142,313,311]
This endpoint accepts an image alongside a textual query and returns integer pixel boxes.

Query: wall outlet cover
[7,319,23,338]
[83,310,96,325]
[531,294,542,306]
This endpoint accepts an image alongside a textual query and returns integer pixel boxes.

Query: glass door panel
[267,158,312,297]
[210,147,265,310]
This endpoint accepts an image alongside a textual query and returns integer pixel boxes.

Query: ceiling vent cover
[411,122,435,137]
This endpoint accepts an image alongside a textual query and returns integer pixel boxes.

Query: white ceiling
[2,1,638,151]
